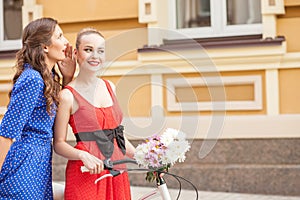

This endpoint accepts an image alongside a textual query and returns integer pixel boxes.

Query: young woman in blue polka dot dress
[0,18,75,199]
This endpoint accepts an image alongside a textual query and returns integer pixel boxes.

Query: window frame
[168,0,263,40]
[0,0,22,51]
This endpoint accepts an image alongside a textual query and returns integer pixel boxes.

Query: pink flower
[133,128,190,182]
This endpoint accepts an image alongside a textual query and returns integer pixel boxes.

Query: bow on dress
[75,125,126,159]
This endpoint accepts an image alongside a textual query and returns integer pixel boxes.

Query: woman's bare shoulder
[59,88,74,105]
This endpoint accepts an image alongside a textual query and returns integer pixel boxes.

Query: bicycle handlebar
[81,158,137,173]
[104,158,138,170]
[80,158,198,199]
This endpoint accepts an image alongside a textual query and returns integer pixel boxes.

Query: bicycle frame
[155,175,172,200]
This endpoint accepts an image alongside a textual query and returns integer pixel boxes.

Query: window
[0,0,23,51]
[169,0,262,39]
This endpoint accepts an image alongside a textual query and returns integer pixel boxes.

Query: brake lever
[103,159,113,170]
[103,159,121,177]
[80,158,126,184]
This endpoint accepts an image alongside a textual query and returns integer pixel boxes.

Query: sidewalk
[53,182,300,200]
[130,186,300,200]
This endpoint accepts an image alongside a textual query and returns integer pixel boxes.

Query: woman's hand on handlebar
[78,151,104,174]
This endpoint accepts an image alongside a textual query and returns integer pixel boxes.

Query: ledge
[138,35,286,52]
[0,50,18,59]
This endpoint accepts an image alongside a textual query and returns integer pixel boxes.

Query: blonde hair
[76,27,104,49]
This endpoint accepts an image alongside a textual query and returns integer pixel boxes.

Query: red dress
[64,80,131,200]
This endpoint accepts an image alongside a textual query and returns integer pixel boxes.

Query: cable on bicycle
[108,167,199,200]
[167,172,185,200]
[163,171,199,200]
[162,171,182,200]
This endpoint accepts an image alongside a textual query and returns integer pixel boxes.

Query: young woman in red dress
[53,28,136,200]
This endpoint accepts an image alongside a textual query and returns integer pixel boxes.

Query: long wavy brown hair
[9,17,61,115]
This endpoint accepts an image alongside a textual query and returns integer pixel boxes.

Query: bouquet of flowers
[134,128,191,182]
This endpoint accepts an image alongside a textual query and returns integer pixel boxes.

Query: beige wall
[277,6,300,52]
[103,75,152,117]
[284,0,300,6]
[1,0,300,138]
[279,68,300,113]
[277,3,300,113]
[37,0,138,23]
[59,19,147,61]
[37,0,147,60]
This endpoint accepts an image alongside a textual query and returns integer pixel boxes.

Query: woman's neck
[76,71,99,86]
[45,57,55,72]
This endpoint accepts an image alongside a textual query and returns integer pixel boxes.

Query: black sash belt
[75,125,126,159]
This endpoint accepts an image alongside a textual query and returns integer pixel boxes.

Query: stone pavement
[130,186,300,200]
[53,182,300,200]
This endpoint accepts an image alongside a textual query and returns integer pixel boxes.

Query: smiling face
[44,25,69,64]
[76,33,105,72]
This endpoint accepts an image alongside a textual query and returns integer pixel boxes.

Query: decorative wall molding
[40,113,300,141]
[138,0,157,23]
[63,114,300,140]
[266,69,279,115]
[22,0,43,27]
[260,0,284,15]
[261,0,285,38]
[120,114,300,140]
[166,75,262,111]
[280,52,300,68]
[100,51,299,77]
[0,83,12,91]
[269,0,276,6]
[0,59,16,68]
[262,15,277,38]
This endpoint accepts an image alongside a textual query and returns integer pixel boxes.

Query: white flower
[168,140,190,153]
[161,128,178,145]
[178,154,186,163]
[134,128,190,170]
[160,135,173,146]
[134,149,147,167]
[161,155,171,165]
[165,150,179,166]
[176,130,187,141]
[139,143,150,153]
[165,140,190,165]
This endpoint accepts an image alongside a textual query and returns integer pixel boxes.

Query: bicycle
[81,158,199,200]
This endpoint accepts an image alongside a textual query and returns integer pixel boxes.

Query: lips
[88,61,100,66]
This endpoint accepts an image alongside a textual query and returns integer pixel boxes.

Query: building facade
[0,0,299,196]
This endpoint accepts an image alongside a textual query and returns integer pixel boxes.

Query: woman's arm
[124,136,136,158]
[0,136,13,170]
[0,71,44,170]
[53,89,103,174]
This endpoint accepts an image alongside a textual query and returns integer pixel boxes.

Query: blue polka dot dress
[0,63,55,200]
